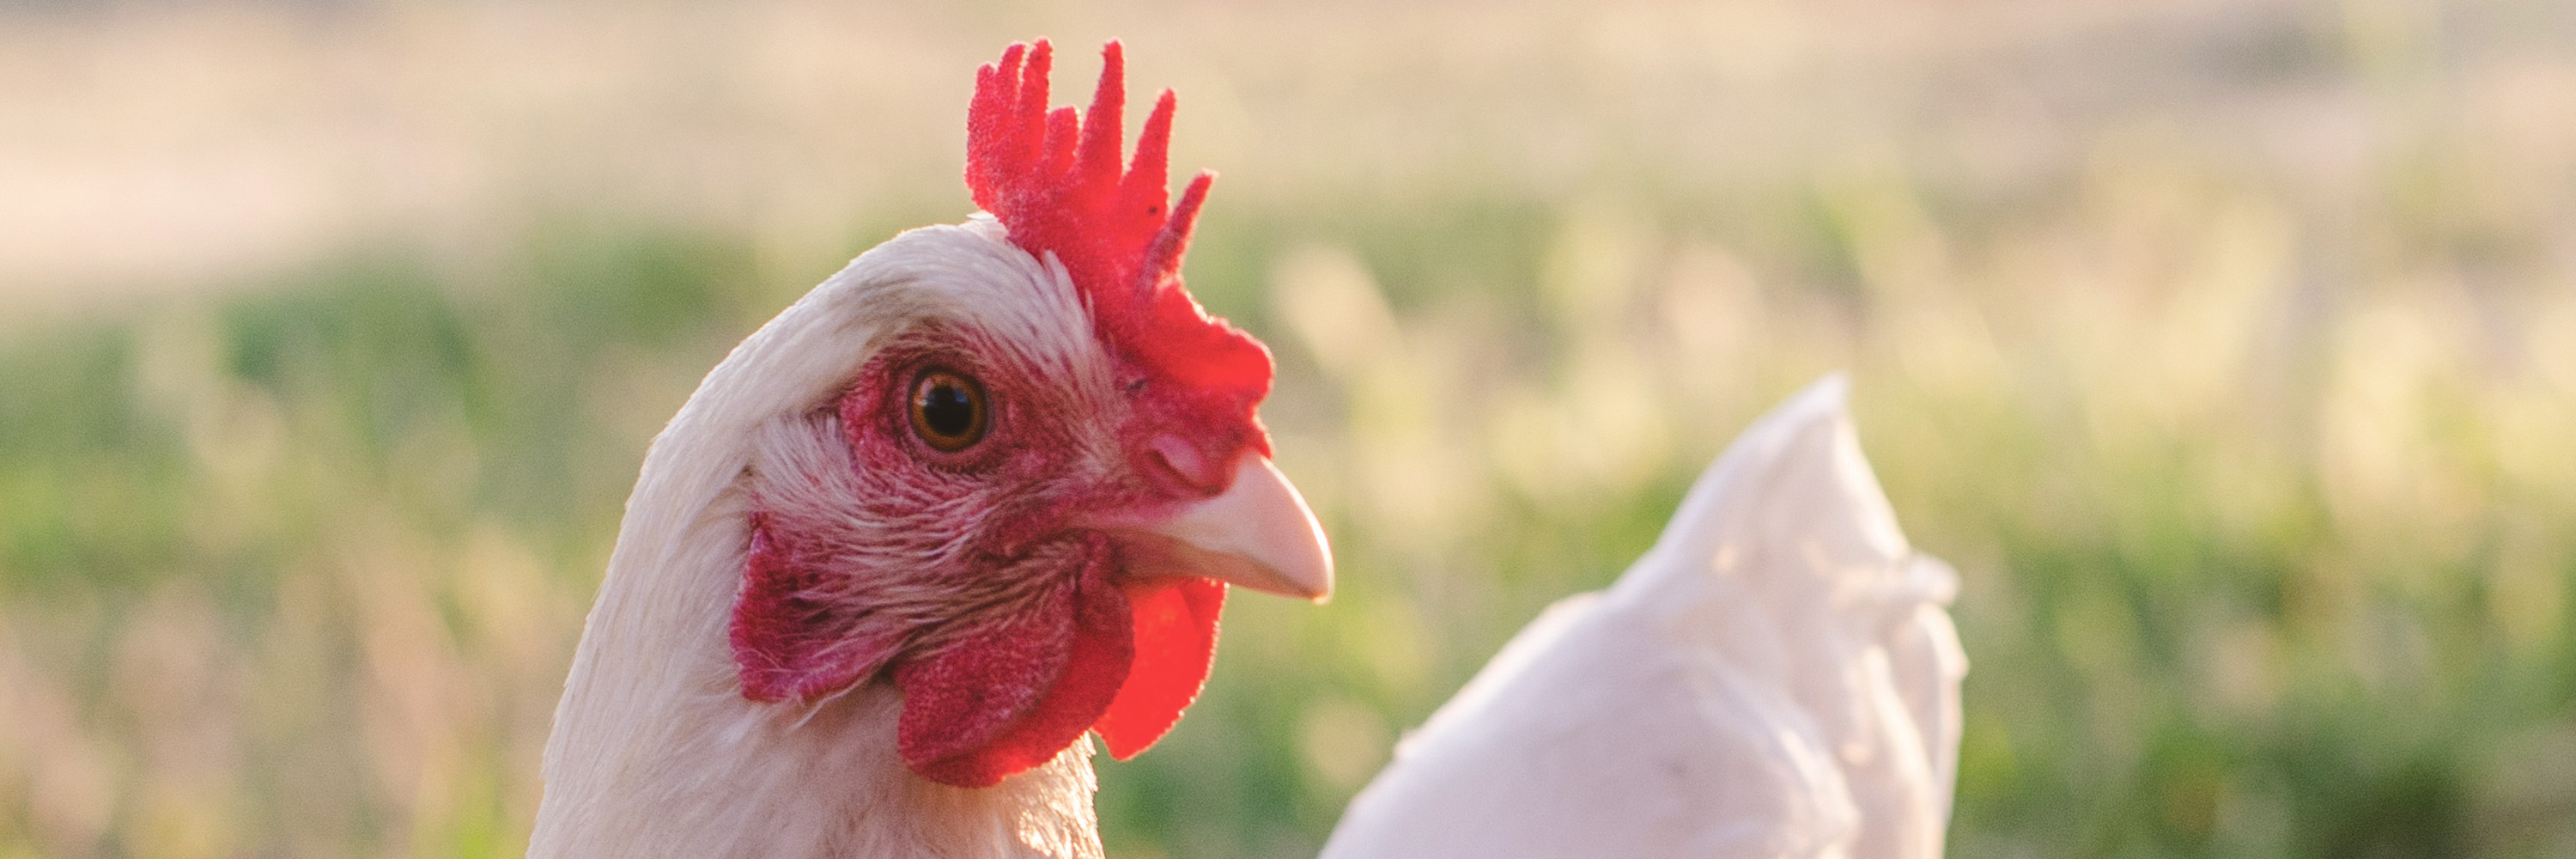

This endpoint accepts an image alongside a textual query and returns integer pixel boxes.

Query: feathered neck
[528,222,1111,859]
[533,668,1102,859]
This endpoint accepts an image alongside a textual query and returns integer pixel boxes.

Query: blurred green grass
[6,1,2576,858]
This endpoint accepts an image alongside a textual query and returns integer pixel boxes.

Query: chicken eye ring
[907,368,991,453]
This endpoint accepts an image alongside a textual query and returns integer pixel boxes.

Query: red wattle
[894,550,1135,788]
[1094,576,1226,759]
[738,501,1235,787]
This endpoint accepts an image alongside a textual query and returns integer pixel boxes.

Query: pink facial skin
[732,36,1275,790]
[731,327,1238,788]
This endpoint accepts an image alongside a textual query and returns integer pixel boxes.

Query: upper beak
[1108,455,1334,602]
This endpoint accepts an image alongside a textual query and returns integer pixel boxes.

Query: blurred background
[3,0,2573,856]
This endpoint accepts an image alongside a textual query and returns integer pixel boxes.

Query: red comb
[966,40,1272,409]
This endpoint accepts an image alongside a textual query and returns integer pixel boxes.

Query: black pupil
[920,382,976,437]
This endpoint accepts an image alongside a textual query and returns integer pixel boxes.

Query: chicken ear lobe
[731,515,907,701]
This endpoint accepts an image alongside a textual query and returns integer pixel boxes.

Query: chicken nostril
[1147,436,1223,494]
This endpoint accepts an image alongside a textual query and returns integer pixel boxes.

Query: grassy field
[3,0,2574,856]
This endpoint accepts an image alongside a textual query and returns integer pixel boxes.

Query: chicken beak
[1116,455,1334,602]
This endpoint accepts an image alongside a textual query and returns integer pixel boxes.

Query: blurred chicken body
[1322,376,1967,859]
[530,41,1330,859]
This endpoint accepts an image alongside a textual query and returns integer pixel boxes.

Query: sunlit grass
[5,1,2576,857]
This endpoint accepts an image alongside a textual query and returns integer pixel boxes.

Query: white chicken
[530,40,1334,858]
[1321,375,1968,859]
[527,35,1964,859]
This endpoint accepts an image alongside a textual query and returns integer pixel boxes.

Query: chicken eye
[908,369,989,452]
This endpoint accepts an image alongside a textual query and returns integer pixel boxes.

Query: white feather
[530,217,1116,859]
[1320,375,1968,859]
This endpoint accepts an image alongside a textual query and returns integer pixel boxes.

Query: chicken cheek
[893,547,1134,789]
[732,515,907,702]
[1094,576,1225,759]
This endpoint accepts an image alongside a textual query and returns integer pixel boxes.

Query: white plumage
[531,221,1120,859]
[530,35,1963,856]
[1321,375,1968,859]
[532,216,1964,857]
